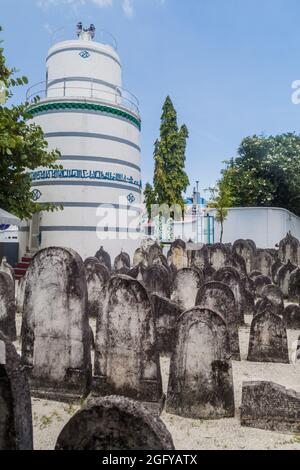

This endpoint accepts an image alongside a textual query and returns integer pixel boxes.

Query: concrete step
[15,267,27,275]
[17,262,31,269]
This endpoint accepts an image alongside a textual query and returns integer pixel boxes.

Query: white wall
[212,207,300,248]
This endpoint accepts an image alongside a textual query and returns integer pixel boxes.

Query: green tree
[0,26,61,219]
[143,182,155,221]
[207,180,233,243]
[144,96,189,219]
[220,133,300,216]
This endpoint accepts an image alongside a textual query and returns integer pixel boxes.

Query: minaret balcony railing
[26,80,140,117]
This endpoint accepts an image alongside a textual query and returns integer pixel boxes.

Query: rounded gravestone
[288,267,300,303]
[261,284,284,317]
[247,309,289,363]
[127,263,146,281]
[166,307,235,419]
[133,248,148,268]
[150,293,183,356]
[148,243,163,266]
[0,332,33,450]
[196,281,240,360]
[255,249,274,278]
[214,266,245,324]
[171,268,204,310]
[296,336,300,363]
[143,265,171,298]
[95,246,111,271]
[191,245,209,270]
[208,243,229,271]
[278,232,300,265]
[0,257,15,285]
[55,396,174,450]
[84,257,109,317]
[271,259,283,284]
[284,304,300,329]
[249,271,262,282]
[253,275,272,297]
[277,261,297,298]
[167,239,188,271]
[0,271,16,341]
[232,239,256,274]
[22,247,92,401]
[93,275,164,411]
[114,252,131,271]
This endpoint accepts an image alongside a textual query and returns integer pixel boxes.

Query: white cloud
[37,0,165,18]
[37,0,110,11]
[91,0,113,6]
[122,0,134,18]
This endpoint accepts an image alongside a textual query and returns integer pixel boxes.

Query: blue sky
[2,0,300,198]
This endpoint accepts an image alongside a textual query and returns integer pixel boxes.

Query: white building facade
[19,25,142,261]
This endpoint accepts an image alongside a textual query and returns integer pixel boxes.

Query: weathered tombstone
[255,249,274,278]
[16,271,28,313]
[55,396,174,450]
[150,293,183,355]
[241,381,300,434]
[247,239,257,252]
[0,332,33,450]
[271,259,283,284]
[232,239,256,274]
[141,237,157,253]
[277,261,297,298]
[115,266,131,275]
[214,266,245,324]
[283,304,300,329]
[148,242,162,266]
[21,247,92,401]
[228,252,248,278]
[114,251,131,271]
[247,309,289,363]
[208,243,229,271]
[151,252,169,269]
[0,257,15,284]
[200,262,213,279]
[296,336,300,363]
[167,239,188,270]
[254,297,273,317]
[128,263,146,281]
[84,257,109,317]
[166,307,235,419]
[253,275,272,297]
[171,268,204,310]
[0,272,16,341]
[261,284,284,317]
[243,288,256,316]
[93,275,164,412]
[288,267,300,303]
[143,265,171,298]
[168,262,178,284]
[95,246,112,271]
[133,248,148,268]
[249,271,262,282]
[190,244,209,270]
[278,232,300,265]
[196,282,240,360]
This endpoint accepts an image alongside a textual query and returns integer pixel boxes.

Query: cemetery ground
[14,313,300,451]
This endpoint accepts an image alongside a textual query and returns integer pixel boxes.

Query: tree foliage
[144,96,189,220]
[207,180,233,243]
[220,133,300,216]
[0,26,61,219]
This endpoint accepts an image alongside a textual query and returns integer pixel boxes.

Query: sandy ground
[14,313,300,451]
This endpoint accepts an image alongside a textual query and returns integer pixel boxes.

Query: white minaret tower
[21,24,142,261]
